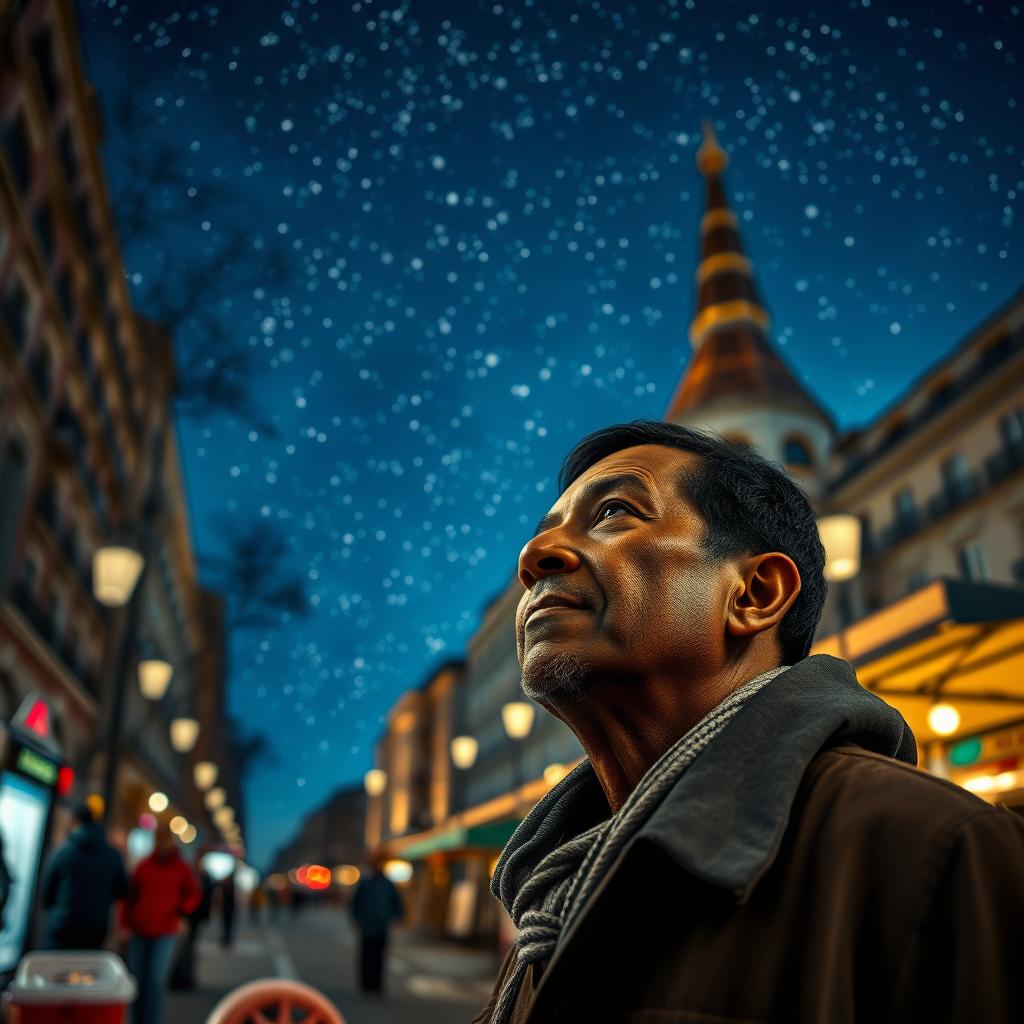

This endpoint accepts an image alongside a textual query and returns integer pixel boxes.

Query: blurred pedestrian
[168,863,213,991]
[41,803,128,950]
[248,882,267,924]
[123,823,201,1024]
[350,855,403,995]
[219,869,237,948]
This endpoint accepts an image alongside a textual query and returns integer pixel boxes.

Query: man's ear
[727,552,801,641]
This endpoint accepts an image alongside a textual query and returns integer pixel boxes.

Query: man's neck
[545,660,774,813]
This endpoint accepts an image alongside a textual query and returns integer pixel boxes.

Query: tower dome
[665,122,836,503]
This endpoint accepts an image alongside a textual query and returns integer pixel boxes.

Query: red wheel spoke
[278,998,292,1022]
[253,1011,276,1024]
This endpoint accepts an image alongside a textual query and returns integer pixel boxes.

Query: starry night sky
[78,0,1021,867]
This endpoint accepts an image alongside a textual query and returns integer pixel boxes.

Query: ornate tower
[665,123,835,502]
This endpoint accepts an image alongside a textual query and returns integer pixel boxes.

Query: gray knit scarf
[488,664,791,1024]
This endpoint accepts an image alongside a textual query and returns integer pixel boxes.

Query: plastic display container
[4,951,136,1023]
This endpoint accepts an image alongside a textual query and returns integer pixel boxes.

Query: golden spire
[696,119,728,177]
[664,123,829,425]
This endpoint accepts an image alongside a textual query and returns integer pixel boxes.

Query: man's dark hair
[558,420,828,665]
[72,803,94,826]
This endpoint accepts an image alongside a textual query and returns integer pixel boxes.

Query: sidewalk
[165,909,499,1024]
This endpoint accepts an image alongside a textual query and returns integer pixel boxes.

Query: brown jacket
[472,656,1024,1023]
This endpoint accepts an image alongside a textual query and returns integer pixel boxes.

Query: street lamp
[502,701,535,791]
[817,514,862,662]
[450,735,479,769]
[148,791,168,813]
[170,717,200,753]
[194,761,218,790]
[92,545,145,607]
[138,659,173,700]
[94,541,147,826]
[364,768,387,796]
[501,702,535,740]
[169,815,188,836]
[205,786,226,810]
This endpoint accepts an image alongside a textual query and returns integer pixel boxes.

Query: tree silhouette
[105,86,287,435]
[206,518,310,634]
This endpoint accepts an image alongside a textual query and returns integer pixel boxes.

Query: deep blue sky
[79,0,1021,866]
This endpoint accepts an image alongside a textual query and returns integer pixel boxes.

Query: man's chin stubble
[521,649,590,703]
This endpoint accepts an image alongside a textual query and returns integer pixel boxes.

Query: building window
[783,436,814,467]
[907,571,929,593]
[942,452,969,486]
[2,112,32,195]
[999,407,1024,449]
[893,486,915,522]
[722,434,752,450]
[30,27,60,111]
[1,274,30,351]
[32,204,55,266]
[57,125,79,189]
[957,540,989,582]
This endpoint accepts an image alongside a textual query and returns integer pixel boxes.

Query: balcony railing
[870,443,1024,557]
[833,326,1024,490]
[984,440,1024,487]
[925,473,982,520]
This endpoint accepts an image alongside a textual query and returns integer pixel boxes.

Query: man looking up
[473,420,1024,1024]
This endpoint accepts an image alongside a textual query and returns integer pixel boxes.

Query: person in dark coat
[472,421,1024,1024]
[219,869,237,948]
[350,855,403,993]
[41,803,128,950]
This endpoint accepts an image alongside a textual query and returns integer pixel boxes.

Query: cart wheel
[205,978,346,1024]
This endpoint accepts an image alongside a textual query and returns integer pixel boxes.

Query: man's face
[515,445,730,701]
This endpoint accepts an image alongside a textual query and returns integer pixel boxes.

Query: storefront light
[169,815,188,836]
[181,824,198,844]
[148,792,168,813]
[383,859,413,883]
[335,865,361,886]
[138,659,173,701]
[544,763,568,786]
[205,787,226,810]
[927,702,960,737]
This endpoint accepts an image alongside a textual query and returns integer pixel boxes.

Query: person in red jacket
[123,822,201,1024]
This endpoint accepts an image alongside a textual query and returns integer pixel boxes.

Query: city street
[166,907,499,1024]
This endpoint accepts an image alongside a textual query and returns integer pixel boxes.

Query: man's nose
[518,534,582,588]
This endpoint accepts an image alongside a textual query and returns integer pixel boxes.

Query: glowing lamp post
[92,545,145,607]
[194,761,218,790]
[502,701,535,791]
[816,515,863,662]
[450,735,479,770]
[170,717,200,753]
[94,541,147,826]
[138,659,173,700]
[818,515,862,584]
[501,702,535,740]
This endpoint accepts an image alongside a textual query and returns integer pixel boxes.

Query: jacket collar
[632,653,917,901]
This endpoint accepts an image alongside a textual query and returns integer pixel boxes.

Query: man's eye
[593,501,630,524]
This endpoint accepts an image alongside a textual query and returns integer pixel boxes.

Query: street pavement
[165,906,499,1024]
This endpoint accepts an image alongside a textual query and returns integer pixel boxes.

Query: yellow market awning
[812,577,1024,746]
